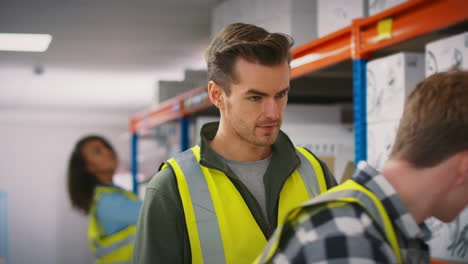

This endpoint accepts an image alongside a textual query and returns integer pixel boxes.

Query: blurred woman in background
[67,135,141,264]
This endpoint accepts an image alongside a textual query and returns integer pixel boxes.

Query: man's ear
[208,80,225,110]
[455,150,468,185]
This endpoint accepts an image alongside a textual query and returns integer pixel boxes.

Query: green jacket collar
[198,122,300,177]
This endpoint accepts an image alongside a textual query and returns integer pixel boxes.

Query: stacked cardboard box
[212,0,318,47]
[157,69,208,103]
[425,31,468,77]
[368,0,407,16]
[317,0,368,37]
[426,209,468,262]
[157,80,192,103]
[366,52,424,170]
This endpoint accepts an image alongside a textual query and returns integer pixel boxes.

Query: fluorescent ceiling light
[0,33,52,52]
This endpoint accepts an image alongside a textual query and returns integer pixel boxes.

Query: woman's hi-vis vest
[164,145,328,264]
[256,179,403,264]
[88,186,139,264]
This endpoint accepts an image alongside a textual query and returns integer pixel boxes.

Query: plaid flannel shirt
[268,162,431,264]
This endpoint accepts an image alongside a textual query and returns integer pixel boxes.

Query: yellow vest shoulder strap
[295,146,327,195]
[167,145,225,264]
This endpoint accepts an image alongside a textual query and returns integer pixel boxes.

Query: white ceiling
[0,0,219,111]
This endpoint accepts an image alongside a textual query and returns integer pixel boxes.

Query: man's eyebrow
[277,87,290,95]
[245,87,290,96]
[245,89,268,96]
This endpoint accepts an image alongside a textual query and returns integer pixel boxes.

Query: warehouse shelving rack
[130,0,468,194]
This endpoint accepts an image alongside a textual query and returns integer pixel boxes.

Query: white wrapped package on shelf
[211,0,318,47]
[367,119,400,171]
[426,31,468,77]
[425,208,468,262]
[369,0,407,16]
[211,0,242,37]
[318,0,367,37]
[367,52,424,124]
[257,0,318,47]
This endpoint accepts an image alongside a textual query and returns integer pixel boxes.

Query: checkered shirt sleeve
[268,202,399,264]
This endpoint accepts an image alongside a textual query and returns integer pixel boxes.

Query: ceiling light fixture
[0,33,52,52]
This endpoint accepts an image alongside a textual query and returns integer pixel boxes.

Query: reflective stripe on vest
[94,233,136,259]
[167,145,327,264]
[295,146,327,197]
[257,180,403,264]
[88,186,138,264]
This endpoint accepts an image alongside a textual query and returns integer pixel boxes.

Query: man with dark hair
[257,71,468,263]
[133,23,337,264]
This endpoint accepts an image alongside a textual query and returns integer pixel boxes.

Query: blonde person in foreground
[257,71,468,264]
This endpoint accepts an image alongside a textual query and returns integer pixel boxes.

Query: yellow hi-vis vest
[256,179,403,264]
[165,145,328,264]
[88,186,139,264]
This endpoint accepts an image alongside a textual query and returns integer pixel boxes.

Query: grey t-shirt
[217,154,272,222]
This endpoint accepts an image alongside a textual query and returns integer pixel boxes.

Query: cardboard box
[319,156,335,175]
[212,0,318,47]
[367,119,400,170]
[318,0,367,37]
[258,0,318,47]
[367,52,424,123]
[368,0,407,16]
[211,0,242,36]
[157,80,192,103]
[157,70,207,104]
[282,120,354,183]
[184,69,207,89]
[425,31,468,77]
[340,161,355,183]
[319,156,355,184]
[425,208,468,262]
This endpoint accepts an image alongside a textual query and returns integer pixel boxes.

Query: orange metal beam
[130,86,211,133]
[430,260,450,264]
[355,0,468,58]
[291,26,352,79]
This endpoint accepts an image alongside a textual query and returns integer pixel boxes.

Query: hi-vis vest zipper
[165,145,328,264]
[88,186,139,264]
[256,179,403,264]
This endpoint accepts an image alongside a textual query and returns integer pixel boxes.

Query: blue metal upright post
[131,133,139,195]
[353,59,368,165]
[180,116,190,151]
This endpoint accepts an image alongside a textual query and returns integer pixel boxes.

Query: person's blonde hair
[390,71,468,167]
